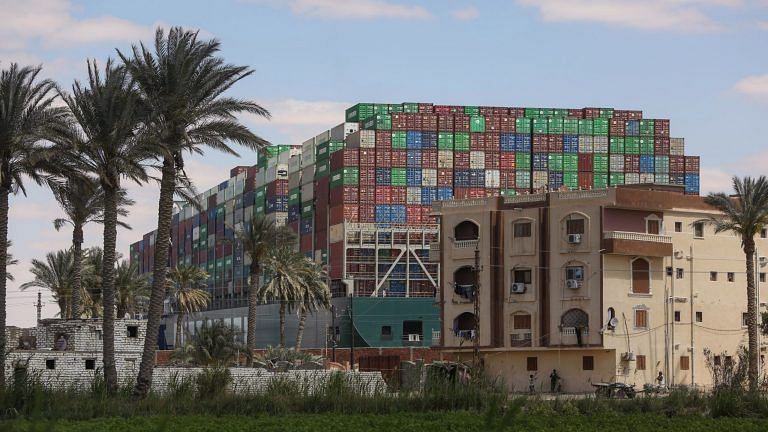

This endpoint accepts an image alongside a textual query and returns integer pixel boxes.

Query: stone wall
[33,319,147,352]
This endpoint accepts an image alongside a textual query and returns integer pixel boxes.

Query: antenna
[35,291,43,324]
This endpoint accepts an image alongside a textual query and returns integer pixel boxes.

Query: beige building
[432,185,768,393]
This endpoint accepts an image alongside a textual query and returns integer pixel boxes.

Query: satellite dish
[608,317,619,328]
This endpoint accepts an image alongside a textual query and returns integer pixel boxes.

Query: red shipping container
[478,106,494,115]
[628,110,643,119]
[418,103,434,113]
[533,134,547,152]
[485,132,500,151]
[470,132,486,151]
[288,221,299,233]
[583,107,600,118]
[391,150,407,167]
[567,108,583,118]
[486,188,500,197]
[500,153,516,170]
[359,167,376,185]
[500,170,515,188]
[375,149,392,167]
[492,107,510,115]
[330,148,359,171]
[454,152,470,169]
[612,111,628,121]
[245,177,255,192]
[329,242,344,279]
[485,151,500,169]
[329,205,344,225]
[578,154,593,172]
[315,209,327,230]
[670,156,685,173]
[654,137,670,155]
[315,177,330,204]
[434,105,452,114]
[314,229,327,249]
[420,113,438,131]
[391,186,406,204]
[485,116,501,132]
[266,179,288,197]
[223,243,232,256]
[454,187,471,199]
[376,186,392,204]
[392,113,407,130]
[359,149,376,166]
[344,204,359,222]
[547,135,563,153]
[208,194,217,208]
[438,169,453,186]
[375,130,392,148]
[500,116,516,133]
[329,185,359,205]
[469,188,486,198]
[655,119,670,137]
[359,205,375,223]
[406,205,422,224]
[609,119,625,135]
[359,185,376,203]
[454,115,470,132]
[624,155,640,173]
[684,156,700,172]
[510,107,525,117]
[411,113,424,129]
[438,114,454,131]
[421,150,438,168]
[579,172,594,190]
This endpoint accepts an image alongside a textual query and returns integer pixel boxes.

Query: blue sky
[2,0,767,326]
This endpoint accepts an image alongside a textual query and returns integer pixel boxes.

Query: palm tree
[119,27,270,397]
[115,260,149,318]
[170,319,248,367]
[82,246,104,317]
[0,63,69,386]
[167,264,211,349]
[20,250,75,318]
[6,240,18,282]
[295,260,331,351]
[58,59,149,392]
[705,176,768,391]
[259,246,308,347]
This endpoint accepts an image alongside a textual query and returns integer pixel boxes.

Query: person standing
[550,369,560,393]
[528,374,536,394]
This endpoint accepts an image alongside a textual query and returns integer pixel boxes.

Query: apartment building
[432,185,768,393]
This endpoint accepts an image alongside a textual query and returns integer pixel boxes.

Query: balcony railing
[435,198,490,210]
[560,327,589,336]
[431,330,441,346]
[503,194,545,205]
[558,189,608,200]
[603,231,672,243]
[453,239,479,249]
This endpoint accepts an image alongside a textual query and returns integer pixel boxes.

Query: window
[674,311,681,322]
[634,309,648,328]
[402,320,423,339]
[513,314,532,330]
[632,259,650,294]
[527,357,538,371]
[514,222,532,238]
[381,326,392,340]
[680,356,690,370]
[761,273,766,283]
[454,221,479,241]
[743,313,749,328]
[46,359,55,370]
[85,359,95,370]
[727,272,735,282]
[583,356,594,371]
[566,266,585,281]
[514,269,532,284]
[762,228,767,239]
[725,356,733,366]
[696,312,703,322]
[666,266,673,277]
[566,218,585,235]
[127,326,139,338]
[637,355,646,370]
[647,219,660,235]
[676,268,684,279]
[675,222,683,232]
[710,272,718,281]
[693,222,704,238]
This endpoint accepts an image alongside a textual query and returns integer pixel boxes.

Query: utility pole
[331,305,337,363]
[35,291,42,324]
[349,298,356,370]
[473,243,481,367]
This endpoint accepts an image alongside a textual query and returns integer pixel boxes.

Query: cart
[592,382,636,399]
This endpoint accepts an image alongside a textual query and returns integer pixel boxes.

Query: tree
[6,240,18,282]
[295,260,331,351]
[0,63,69,386]
[82,246,104,317]
[115,260,149,318]
[258,246,308,347]
[167,264,210,349]
[705,176,768,391]
[119,27,270,398]
[58,59,149,392]
[170,319,248,367]
[20,250,75,318]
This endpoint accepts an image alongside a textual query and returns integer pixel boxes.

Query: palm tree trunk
[0,186,10,387]
[175,310,184,349]
[135,157,175,399]
[295,310,307,351]
[279,301,286,347]
[247,263,259,359]
[745,239,759,391]
[101,186,119,393]
[70,224,83,319]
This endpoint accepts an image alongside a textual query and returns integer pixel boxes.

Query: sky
[2,0,767,327]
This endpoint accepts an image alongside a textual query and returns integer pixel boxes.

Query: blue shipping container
[548,172,564,190]
[437,187,453,201]
[469,169,485,187]
[563,135,579,153]
[407,168,422,186]
[376,167,391,185]
[406,131,422,149]
[421,131,437,149]
[407,150,422,167]
[515,134,532,152]
[266,196,288,213]
[685,174,700,193]
[389,280,407,296]
[640,155,655,173]
[533,153,548,170]
[421,187,437,205]
[500,133,515,152]
[300,217,313,235]
[375,205,391,223]
[625,120,640,136]
[454,170,470,187]
[391,205,406,223]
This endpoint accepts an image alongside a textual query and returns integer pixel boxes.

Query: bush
[195,367,231,399]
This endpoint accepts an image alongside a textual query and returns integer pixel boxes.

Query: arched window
[607,307,616,329]
[454,266,475,300]
[510,312,533,347]
[561,308,588,346]
[453,312,476,340]
[632,258,650,294]
[454,220,479,241]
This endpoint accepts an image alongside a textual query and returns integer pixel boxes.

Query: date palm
[259,246,307,347]
[705,176,768,391]
[20,250,75,318]
[0,63,69,385]
[58,59,149,392]
[115,260,149,318]
[167,264,210,349]
[6,240,18,282]
[119,27,270,397]
[295,260,331,351]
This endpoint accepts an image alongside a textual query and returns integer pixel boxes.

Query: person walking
[549,369,561,393]
[528,374,536,394]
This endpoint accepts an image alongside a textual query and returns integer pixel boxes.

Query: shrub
[195,367,232,399]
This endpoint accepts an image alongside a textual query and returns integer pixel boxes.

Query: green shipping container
[316,140,344,160]
[548,153,563,172]
[598,108,614,119]
[563,154,578,172]
[610,173,625,185]
[301,202,313,217]
[403,102,420,113]
[533,118,548,134]
[516,118,532,134]
[609,137,625,154]
[438,132,454,150]
[373,104,390,115]
[464,106,480,115]
[547,118,564,134]
[392,131,407,149]
[553,108,569,117]
[388,104,404,113]
[501,189,517,197]
[391,168,406,186]
[288,188,301,205]
[593,154,609,172]
[624,137,640,154]
[330,167,359,188]
[346,103,374,122]
[314,160,330,179]
[593,119,609,135]
[594,173,608,189]
[564,172,578,189]
[261,144,291,159]
[639,137,654,155]
[563,118,579,134]
[362,114,391,130]
[470,116,486,132]
[639,119,655,136]
[454,132,470,151]
[516,153,532,170]
[578,119,593,135]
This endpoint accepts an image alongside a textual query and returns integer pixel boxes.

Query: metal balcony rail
[603,231,672,243]
[453,239,479,248]
[558,189,609,200]
[503,194,545,205]
[560,327,590,336]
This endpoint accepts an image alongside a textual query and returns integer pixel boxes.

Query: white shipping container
[302,150,316,166]
[300,166,315,185]
[360,130,376,148]
[656,174,670,184]
[639,173,655,183]
[315,130,330,145]
[406,187,422,204]
[265,212,288,227]
[609,155,624,171]
[329,223,344,244]
[470,151,485,169]
[670,137,685,156]
[331,122,360,141]
[288,155,302,173]
[289,146,301,157]
[288,172,301,190]
[485,169,500,188]
[266,164,288,181]
[192,226,199,241]
[438,150,454,168]
[533,171,548,189]
[216,189,225,203]
[422,169,437,187]
[578,136,593,153]
[625,173,640,184]
[254,169,266,188]
[593,136,609,153]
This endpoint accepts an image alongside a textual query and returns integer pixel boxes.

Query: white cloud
[243,98,351,143]
[452,6,480,20]
[516,0,740,32]
[733,74,768,99]
[253,0,432,19]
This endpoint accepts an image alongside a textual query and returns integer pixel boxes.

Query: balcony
[431,330,441,346]
[510,332,532,347]
[602,231,673,257]
[453,239,479,249]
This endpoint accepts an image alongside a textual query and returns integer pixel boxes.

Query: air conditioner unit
[622,352,636,361]
[408,334,421,342]
[567,234,582,244]
[510,283,527,294]
[566,279,581,289]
